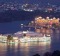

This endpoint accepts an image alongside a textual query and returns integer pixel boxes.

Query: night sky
[0,0,60,5]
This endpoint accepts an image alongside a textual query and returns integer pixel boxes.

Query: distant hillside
[0,0,60,6]
[0,10,60,23]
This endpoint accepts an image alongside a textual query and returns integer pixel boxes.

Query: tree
[33,54,40,56]
[52,50,60,56]
[23,34,26,37]
[44,52,52,56]
[52,23,57,28]
[7,35,13,42]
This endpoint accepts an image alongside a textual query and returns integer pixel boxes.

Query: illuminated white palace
[19,31,51,42]
[0,31,51,43]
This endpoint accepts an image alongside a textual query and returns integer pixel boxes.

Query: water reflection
[50,30,60,52]
[0,41,51,56]
[19,42,51,56]
[0,29,60,56]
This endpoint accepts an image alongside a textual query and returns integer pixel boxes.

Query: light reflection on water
[0,31,60,56]
[0,41,51,56]
[0,30,60,56]
[0,21,60,56]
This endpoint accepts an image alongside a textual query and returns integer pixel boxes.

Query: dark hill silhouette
[0,10,60,23]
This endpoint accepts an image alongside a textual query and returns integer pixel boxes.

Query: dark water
[0,21,31,34]
[0,21,60,56]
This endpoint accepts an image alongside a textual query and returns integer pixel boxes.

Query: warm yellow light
[46,17,49,19]
[39,16,42,19]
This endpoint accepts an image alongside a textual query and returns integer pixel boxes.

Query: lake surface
[0,21,31,34]
[0,21,60,56]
